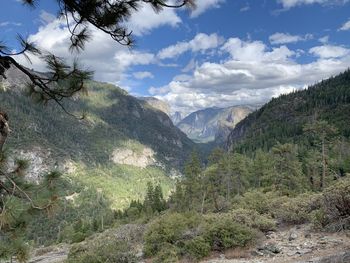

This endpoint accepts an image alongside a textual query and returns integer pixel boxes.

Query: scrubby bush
[153,244,179,263]
[143,212,256,262]
[143,212,202,257]
[268,194,321,224]
[67,225,144,263]
[233,190,279,214]
[229,209,276,232]
[67,241,136,263]
[184,236,211,260]
[317,178,350,231]
[203,215,255,251]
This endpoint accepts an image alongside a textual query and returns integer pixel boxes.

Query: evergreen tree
[303,121,338,189]
[271,143,306,193]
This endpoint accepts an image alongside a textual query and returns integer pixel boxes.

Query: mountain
[227,70,350,152]
[0,66,196,178]
[138,97,171,116]
[177,106,253,143]
[171,111,182,125]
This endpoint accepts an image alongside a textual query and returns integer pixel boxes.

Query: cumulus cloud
[133,71,154,79]
[269,32,313,45]
[157,33,224,59]
[190,0,225,18]
[151,37,350,115]
[309,45,349,58]
[339,19,350,31]
[127,3,181,36]
[16,11,159,85]
[319,36,329,44]
[277,0,349,9]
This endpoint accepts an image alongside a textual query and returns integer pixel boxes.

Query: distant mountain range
[176,106,254,143]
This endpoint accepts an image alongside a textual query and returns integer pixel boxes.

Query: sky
[1,0,350,115]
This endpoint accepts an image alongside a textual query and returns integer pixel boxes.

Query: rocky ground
[202,224,350,263]
[23,224,349,263]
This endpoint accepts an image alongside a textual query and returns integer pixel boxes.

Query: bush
[68,241,136,263]
[229,209,276,232]
[184,236,211,260]
[143,212,201,257]
[203,215,255,251]
[153,244,179,263]
[268,194,321,224]
[67,225,143,263]
[318,178,350,231]
[234,190,278,214]
[143,212,256,261]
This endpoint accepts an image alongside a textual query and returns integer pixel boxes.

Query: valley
[0,1,350,263]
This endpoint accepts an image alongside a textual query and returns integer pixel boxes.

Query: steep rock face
[177,106,252,143]
[226,70,350,152]
[171,111,182,125]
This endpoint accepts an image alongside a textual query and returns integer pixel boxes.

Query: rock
[251,250,264,257]
[110,146,156,168]
[258,243,281,254]
[219,254,225,259]
[296,250,350,263]
[304,232,312,238]
[296,248,313,255]
[289,231,298,241]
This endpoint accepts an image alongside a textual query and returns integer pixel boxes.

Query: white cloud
[151,37,350,115]
[127,3,181,36]
[269,32,313,45]
[319,35,329,44]
[190,0,225,18]
[309,45,349,58]
[16,14,156,85]
[339,19,350,31]
[277,0,349,9]
[240,4,250,12]
[221,38,295,62]
[157,33,224,59]
[133,71,154,79]
[39,10,56,24]
[0,21,21,27]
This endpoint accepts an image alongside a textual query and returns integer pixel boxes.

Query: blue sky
[1,0,350,115]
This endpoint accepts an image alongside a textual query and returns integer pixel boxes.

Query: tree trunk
[321,137,326,189]
[0,112,9,152]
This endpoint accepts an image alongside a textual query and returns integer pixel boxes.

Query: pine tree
[303,121,338,189]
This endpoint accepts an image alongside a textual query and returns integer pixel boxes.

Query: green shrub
[144,212,256,261]
[319,178,350,231]
[268,194,321,224]
[184,236,211,260]
[203,215,255,251]
[68,241,136,263]
[229,209,276,232]
[234,190,278,214]
[143,212,201,257]
[153,244,179,263]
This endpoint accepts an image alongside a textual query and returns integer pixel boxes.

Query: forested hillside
[227,70,350,153]
[1,68,195,168]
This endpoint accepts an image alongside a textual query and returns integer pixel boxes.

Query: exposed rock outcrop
[110,147,156,168]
